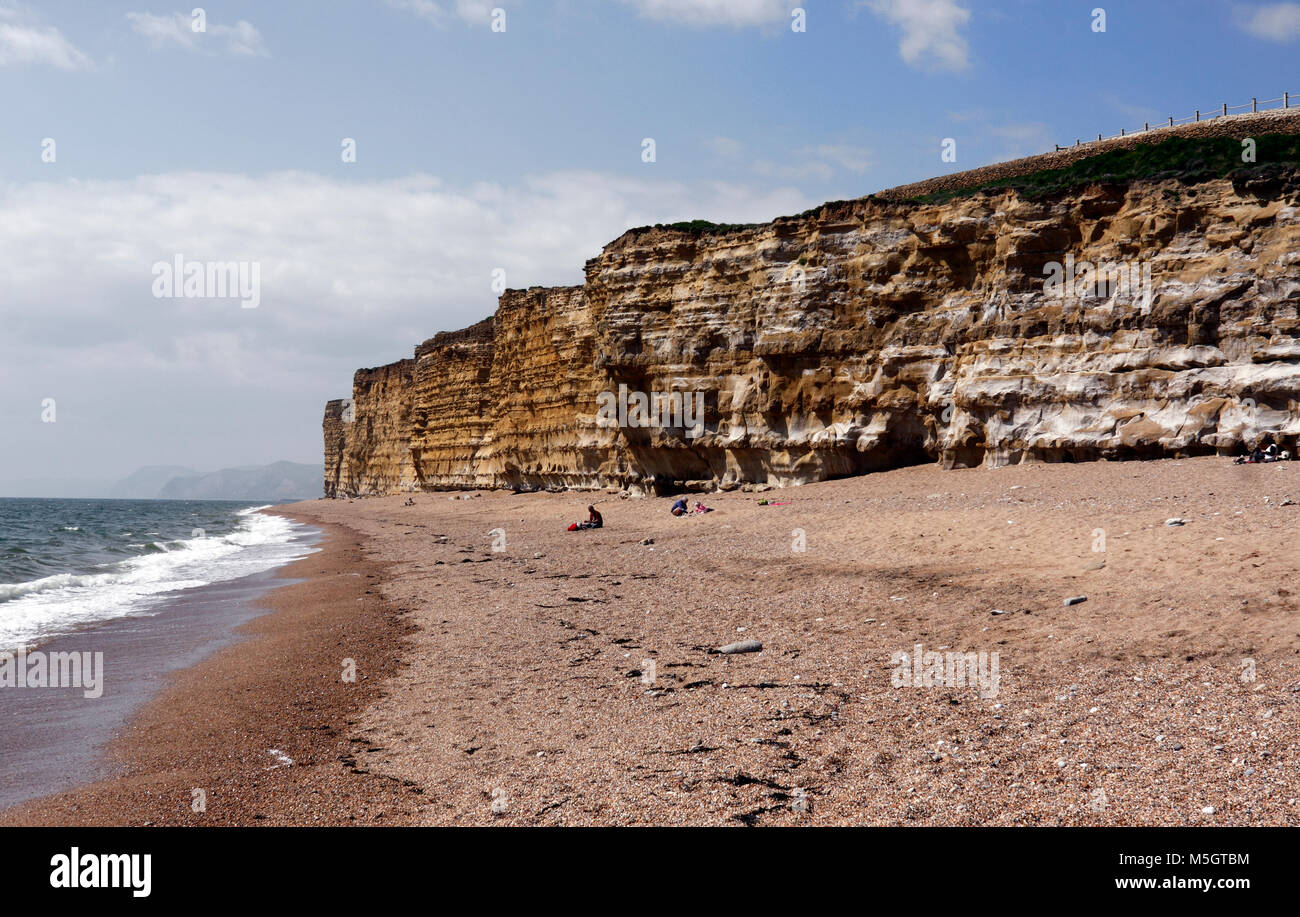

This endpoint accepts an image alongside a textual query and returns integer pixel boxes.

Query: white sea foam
[0,508,317,651]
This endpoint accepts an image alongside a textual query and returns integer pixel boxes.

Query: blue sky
[1,0,1298,493]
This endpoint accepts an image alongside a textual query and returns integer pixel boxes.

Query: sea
[0,498,317,652]
[0,498,320,810]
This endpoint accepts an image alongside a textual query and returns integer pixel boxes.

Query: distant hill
[110,465,201,499]
[100,462,322,502]
[155,462,323,502]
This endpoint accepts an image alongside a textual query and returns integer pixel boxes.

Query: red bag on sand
[567,522,579,531]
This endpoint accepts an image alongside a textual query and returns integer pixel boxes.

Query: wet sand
[8,456,1300,825]
[1,521,416,826]
[0,551,320,810]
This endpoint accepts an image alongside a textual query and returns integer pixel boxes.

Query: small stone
[1064,595,1087,606]
[1201,806,1216,815]
[1244,767,1256,776]
[1165,517,1185,526]
[717,639,763,655]
[641,538,654,545]
[990,608,1008,616]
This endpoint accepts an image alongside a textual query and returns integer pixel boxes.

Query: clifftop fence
[880,104,1300,203]
[1057,91,1299,151]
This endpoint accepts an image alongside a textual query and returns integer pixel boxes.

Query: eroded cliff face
[336,360,416,495]
[324,168,1300,496]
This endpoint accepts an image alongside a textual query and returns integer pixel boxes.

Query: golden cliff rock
[324,127,1300,496]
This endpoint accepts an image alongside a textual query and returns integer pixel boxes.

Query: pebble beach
[7,455,1300,826]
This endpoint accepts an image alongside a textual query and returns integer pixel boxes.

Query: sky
[1,0,1298,495]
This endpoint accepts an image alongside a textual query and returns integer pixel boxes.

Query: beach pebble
[1064,595,1087,606]
[1165,517,1185,526]
[717,640,763,655]
[1201,806,1216,815]
[990,608,1008,615]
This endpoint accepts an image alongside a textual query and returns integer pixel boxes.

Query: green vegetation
[621,135,1300,238]
[623,218,764,237]
[908,134,1300,204]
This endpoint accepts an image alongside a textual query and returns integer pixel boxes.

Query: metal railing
[1054,92,1298,151]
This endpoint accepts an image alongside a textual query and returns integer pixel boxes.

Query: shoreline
[6,456,1300,825]
[1,514,418,826]
[242,457,1300,826]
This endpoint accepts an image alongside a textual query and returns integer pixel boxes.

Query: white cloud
[0,5,92,70]
[732,139,872,179]
[862,0,971,72]
[386,0,501,27]
[754,158,835,181]
[126,11,269,56]
[619,0,792,27]
[706,135,745,158]
[1103,94,1163,126]
[987,122,1053,160]
[1237,3,1300,40]
[805,143,872,174]
[0,169,809,478]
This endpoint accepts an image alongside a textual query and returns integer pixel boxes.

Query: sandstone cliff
[324,124,1300,496]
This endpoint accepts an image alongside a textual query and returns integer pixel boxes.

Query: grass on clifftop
[621,136,1300,239]
[909,134,1300,204]
[623,219,764,237]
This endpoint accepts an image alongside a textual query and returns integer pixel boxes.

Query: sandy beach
[1,521,416,826]
[7,455,1299,826]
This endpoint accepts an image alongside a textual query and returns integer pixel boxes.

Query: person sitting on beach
[692,501,711,513]
[570,505,603,531]
[671,497,688,516]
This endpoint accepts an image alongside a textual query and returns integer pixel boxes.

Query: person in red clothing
[568,504,605,531]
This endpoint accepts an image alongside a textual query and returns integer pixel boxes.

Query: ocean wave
[0,510,317,651]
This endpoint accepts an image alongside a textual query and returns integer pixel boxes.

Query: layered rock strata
[324,144,1300,496]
